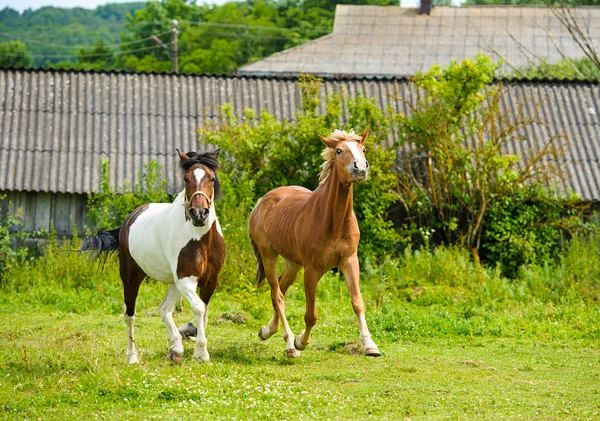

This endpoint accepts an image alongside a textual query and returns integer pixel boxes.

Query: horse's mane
[319,129,362,183]
[179,150,221,199]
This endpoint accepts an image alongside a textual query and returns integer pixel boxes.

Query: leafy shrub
[481,187,589,277]
[394,54,586,275]
[0,198,32,282]
[86,159,170,229]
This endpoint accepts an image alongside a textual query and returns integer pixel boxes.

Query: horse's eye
[183,177,188,183]
[336,149,342,155]
[210,177,215,183]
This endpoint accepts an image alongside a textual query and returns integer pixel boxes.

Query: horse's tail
[250,238,266,287]
[79,228,121,261]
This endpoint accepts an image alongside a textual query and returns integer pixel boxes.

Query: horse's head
[319,128,369,185]
[177,148,221,227]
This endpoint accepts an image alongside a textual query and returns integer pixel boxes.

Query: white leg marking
[259,310,279,341]
[177,276,209,362]
[124,311,139,364]
[357,313,380,356]
[160,285,184,361]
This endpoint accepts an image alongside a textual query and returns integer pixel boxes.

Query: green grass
[1,236,600,419]
[1,271,599,420]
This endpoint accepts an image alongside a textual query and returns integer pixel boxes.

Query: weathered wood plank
[34,193,51,231]
[53,193,72,236]
[24,192,36,232]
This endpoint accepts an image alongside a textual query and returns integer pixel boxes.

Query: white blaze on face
[193,168,206,192]
[346,142,367,170]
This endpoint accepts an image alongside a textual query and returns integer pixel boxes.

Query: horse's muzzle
[189,207,209,226]
[351,168,368,182]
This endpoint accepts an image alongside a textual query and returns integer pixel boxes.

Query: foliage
[481,187,590,277]
[394,54,583,272]
[50,40,116,71]
[200,75,400,263]
[86,159,169,230]
[0,197,32,282]
[515,57,600,80]
[0,3,145,67]
[0,41,33,68]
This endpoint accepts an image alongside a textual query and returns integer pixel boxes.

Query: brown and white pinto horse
[80,149,225,364]
[249,129,380,358]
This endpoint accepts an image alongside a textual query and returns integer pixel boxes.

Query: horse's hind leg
[260,251,300,358]
[122,269,144,364]
[259,259,301,341]
[159,285,184,364]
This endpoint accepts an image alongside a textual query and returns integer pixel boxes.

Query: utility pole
[171,19,179,74]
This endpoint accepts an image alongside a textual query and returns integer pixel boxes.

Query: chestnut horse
[80,149,225,364]
[249,129,380,358]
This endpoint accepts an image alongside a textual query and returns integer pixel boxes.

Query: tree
[0,41,33,68]
[50,40,115,71]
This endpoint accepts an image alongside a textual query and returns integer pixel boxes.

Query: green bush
[481,187,589,277]
[86,159,170,229]
[394,54,587,275]
[0,198,31,282]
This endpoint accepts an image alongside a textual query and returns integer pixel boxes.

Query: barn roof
[238,5,600,78]
[1,68,599,199]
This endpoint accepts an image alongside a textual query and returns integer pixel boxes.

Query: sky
[0,0,229,13]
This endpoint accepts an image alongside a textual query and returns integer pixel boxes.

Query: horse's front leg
[176,276,210,362]
[339,254,381,357]
[159,285,184,363]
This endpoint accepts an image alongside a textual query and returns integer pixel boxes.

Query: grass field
[1,265,599,420]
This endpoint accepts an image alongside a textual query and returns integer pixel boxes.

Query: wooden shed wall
[0,190,88,237]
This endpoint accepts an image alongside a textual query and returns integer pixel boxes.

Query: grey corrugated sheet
[238,5,600,78]
[1,68,599,200]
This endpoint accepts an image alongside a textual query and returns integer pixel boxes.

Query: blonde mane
[318,129,362,183]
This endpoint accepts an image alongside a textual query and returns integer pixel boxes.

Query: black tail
[251,238,266,287]
[79,228,121,261]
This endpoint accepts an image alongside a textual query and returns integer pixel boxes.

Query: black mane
[179,150,221,199]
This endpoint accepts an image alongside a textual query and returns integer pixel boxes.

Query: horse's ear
[320,135,337,149]
[206,148,220,160]
[177,149,189,161]
[358,128,370,144]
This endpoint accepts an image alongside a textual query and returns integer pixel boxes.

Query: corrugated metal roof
[1,68,599,199]
[238,5,600,78]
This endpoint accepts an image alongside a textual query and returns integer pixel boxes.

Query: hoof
[178,321,198,338]
[365,347,381,357]
[294,335,306,351]
[286,348,301,358]
[258,326,271,341]
[127,354,139,364]
[193,352,210,363]
[169,349,183,364]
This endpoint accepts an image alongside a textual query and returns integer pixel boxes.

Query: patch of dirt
[458,360,484,368]
[215,312,248,325]
[344,342,364,356]
[143,307,161,317]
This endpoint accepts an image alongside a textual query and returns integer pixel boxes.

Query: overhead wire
[0,43,171,59]
[0,30,171,50]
